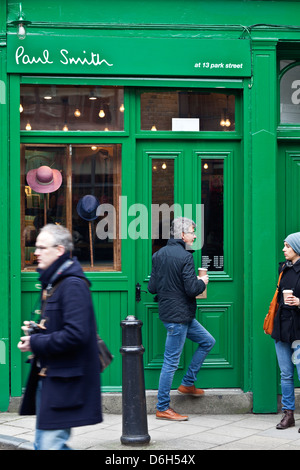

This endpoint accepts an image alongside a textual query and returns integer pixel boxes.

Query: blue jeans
[275,340,300,411]
[34,380,72,450]
[157,318,215,411]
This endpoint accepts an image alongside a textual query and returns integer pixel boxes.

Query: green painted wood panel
[7,0,300,30]
[251,42,278,413]
[0,39,10,411]
[19,290,128,392]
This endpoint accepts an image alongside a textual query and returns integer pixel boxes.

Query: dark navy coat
[20,256,102,430]
[148,238,206,323]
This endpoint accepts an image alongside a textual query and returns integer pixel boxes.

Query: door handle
[136,283,148,302]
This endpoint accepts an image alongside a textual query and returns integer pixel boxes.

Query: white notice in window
[172,118,200,132]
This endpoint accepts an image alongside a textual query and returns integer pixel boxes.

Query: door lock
[136,283,148,302]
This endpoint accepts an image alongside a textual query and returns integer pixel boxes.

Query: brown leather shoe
[276,410,295,429]
[177,384,205,397]
[156,408,189,421]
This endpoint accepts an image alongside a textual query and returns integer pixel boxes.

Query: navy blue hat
[77,195,99,221]
[285,232,300,255]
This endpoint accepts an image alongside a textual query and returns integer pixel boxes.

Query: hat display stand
[76,195,100,268]
[88,220,94,267]
[43,194,47,226]
[26,165,63,226]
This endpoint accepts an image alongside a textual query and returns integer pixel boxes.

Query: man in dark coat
[148,217,215,421]
[18,224,102,450]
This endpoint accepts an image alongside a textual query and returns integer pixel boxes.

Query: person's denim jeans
[275,340,300,411]
[157,318,215,411]
[34,380,71,450]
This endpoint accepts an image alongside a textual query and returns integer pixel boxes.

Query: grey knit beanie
[285,232,300,255]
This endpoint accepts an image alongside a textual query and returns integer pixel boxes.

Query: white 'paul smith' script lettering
[15,46,113,67]
[60,49,113,67]
[16,46,53,65]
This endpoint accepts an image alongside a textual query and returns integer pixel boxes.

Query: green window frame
[19,79,129,273]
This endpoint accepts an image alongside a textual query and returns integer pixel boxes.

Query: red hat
[26,166,62,194]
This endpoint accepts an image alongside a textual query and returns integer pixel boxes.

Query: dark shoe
[177,384,205,397]
[276,410,295,429]
[156,408,188,421]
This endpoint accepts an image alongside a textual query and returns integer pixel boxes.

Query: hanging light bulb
[74,108,81,117]
[89,91,97,100]
[119,103,125,112]
[220,118,226,127]
[162,163,167,170]
[99,109,105,118]
[19,103,23,113]
[11,4,31,40]
[63,124,68,131]
[225,118,231,127]
[25,122,31,130]
[17,23,26,40]
[151,125,157,131]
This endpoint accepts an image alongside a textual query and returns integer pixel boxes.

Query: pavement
[2,410,300,451]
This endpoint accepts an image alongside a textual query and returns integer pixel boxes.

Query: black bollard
[120,315,151,446]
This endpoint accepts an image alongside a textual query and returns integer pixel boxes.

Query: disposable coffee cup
[197,268,208,299]
[283,289,293,304]
[198,267,207,277]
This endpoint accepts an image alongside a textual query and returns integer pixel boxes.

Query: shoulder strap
[44,271,90,301]
[45,259,74,295]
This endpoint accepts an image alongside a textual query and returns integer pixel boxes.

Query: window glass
[141,91,235,131]
[151,159,174,254]
[21,144,122,271]
[201,159,224,271]
[20,85,124,131]
[280,64,300,124]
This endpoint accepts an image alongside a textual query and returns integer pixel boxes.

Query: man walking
[148,217,215,421]
[18,224,102,450]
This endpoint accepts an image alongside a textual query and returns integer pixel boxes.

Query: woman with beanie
[272,232,300,430]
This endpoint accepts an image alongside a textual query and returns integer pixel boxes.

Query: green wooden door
[135,139,243,390]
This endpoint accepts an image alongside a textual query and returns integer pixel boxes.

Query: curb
[8,389,253,415]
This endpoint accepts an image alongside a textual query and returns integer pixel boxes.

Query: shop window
[201,159,224,271]
[280,63,300,124]
[20,85,124,131]
[141,91,235,132]
[21,144,122,271]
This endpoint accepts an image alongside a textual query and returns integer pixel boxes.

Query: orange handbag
[263,270,284,335]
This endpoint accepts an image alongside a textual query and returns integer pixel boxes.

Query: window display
[21,144,122,271]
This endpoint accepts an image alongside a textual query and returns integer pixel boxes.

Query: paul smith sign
[15,46,114,68]
[7,34,251,77]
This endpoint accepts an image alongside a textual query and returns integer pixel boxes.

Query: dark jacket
[148,238,206,323]
[272,260,300,343]
[20,254,102,430]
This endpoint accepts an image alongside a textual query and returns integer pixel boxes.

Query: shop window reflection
[280,63,300,124]
[201,160,224,271]
[141,91,235,132]
[20,85,124,131]
[152,159,174,254]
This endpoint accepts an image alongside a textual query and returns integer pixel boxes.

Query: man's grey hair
[39,224,74,252]
[170,217,196,239]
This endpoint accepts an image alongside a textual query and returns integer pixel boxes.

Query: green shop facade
[1,0,300,414]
